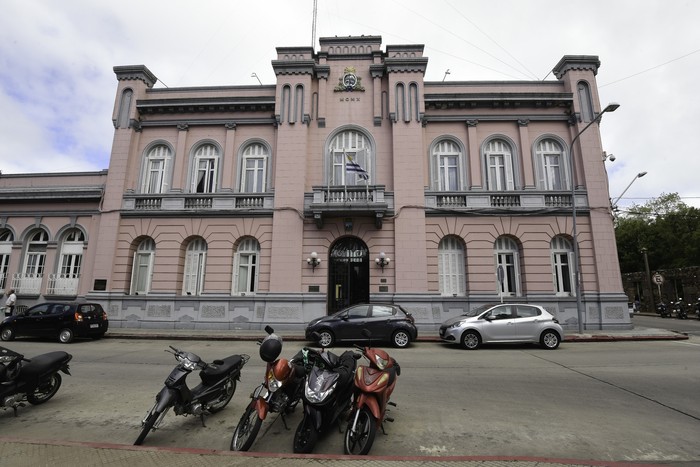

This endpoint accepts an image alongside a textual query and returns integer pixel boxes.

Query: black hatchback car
[305,303,417,348]
[0,302,109,344]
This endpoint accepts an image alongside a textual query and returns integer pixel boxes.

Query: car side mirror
[483,315,493,322]
[341,314,349,321]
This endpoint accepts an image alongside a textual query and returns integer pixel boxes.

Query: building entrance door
[328,237,369,314]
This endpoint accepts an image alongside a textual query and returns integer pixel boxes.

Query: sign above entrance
[334,66,365,92]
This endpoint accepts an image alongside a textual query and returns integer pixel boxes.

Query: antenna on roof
[311,0,318,48]
[251,73,262,85]
[442,69,451,82]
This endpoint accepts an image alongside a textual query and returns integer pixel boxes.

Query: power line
[600,48,700,87]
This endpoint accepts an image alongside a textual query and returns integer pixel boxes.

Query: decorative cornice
[113,65,157,88]
[552,55,601,79]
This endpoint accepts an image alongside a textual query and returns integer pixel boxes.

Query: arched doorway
[328,237,369,314]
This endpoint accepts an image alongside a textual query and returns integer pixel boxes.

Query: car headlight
[448,321,465,329]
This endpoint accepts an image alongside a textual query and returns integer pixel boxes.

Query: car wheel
[540,330,561,349]
[1,327,15,341]
[461,330,481,350]
[392,330,410,348]
[318,329,335,348]
[58,328,74,344]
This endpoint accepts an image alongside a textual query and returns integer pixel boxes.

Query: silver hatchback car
[439,303,564,350]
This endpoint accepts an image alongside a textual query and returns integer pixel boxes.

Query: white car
[439,303,564,350]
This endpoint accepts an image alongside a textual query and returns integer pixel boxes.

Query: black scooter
[656,301,671,318]
[0,346,72,416]
[292,340,358,453]
[134,346,249,445]
[673,299,688,319]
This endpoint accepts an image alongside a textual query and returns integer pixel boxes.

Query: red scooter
[343,330,400,455]
[230,326,304,451]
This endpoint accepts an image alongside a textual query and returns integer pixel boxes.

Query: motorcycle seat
[20,351,72,380]
[200,355,243,383]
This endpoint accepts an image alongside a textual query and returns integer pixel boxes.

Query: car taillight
[74,312,83,323]
[102,311,108,320]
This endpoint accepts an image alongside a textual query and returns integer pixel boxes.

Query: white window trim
[494,237,521,297]
[130,239,155,295]
[232,238,259,295]
[183,239,207,296]
[551,237,576,296]
[438,237,466,296]
[431,139,464,191]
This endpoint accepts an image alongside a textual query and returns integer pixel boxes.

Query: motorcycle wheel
[230,405,263,451]
[134,408,161,446]
[207,378,236,413]
[344,407,377,455]
[293,415,318,453]
[27,373,62,405]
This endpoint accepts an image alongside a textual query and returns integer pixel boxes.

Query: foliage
[615,193,700,273]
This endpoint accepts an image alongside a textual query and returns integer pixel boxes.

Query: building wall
[0,36,629,332]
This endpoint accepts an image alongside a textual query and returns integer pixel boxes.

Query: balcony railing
[11,273,43,295]
[305,185,393,228]
[425,190,583,212]
[46,273,80,296]
[123,192,274,214]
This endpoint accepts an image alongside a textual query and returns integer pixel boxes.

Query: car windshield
[461,304,497,317]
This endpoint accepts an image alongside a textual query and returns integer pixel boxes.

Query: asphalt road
[1,335,699,464]
[633,313,700,336]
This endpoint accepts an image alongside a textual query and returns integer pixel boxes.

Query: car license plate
[90,324,99,328]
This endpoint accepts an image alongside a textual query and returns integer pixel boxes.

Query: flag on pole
[345,152,369,181]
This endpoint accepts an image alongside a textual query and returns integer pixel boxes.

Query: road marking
[672,340,700,347]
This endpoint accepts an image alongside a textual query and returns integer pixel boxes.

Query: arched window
[117,89,133,129]
[431,139,464,191]
[577,81,594,123]
[130,238,155,295]
[240,143,270,193]
[494,236,521,296]
[438,236,466,296]
[327,129,372,186]
[551,236,575,296]
[535,138,569,191]
[20,229,49,295]
[142,144,172,194]
[53,228,85,294]
[183,238,207,296]
[233,238,260,295]
[0,230,14,291]
[484,139,515,191]
[191,143,220,193]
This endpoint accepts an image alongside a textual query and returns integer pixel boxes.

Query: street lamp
[570,102,620,333]
[611,172,647,209]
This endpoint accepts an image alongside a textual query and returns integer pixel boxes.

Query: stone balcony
[122,191,275,216]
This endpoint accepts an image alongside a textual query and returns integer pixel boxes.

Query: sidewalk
[102,323,689,343]
[0,437,670,467]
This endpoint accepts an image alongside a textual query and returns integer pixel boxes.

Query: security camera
[608,154,616,161]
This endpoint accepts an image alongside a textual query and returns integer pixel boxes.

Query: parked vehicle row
[3,300,565,456]
[656,299,700,320]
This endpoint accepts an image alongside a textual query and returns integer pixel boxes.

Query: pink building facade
[0,36,630,331]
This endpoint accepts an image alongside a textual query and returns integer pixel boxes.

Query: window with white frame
[240,143,269,193]
[183,238,207,296]
[551,236,575,296]
[494,236,521,296]
[130,238,155,295]
[535,139,569,190]
[0,230,13,291]
[57,229,85,279]
[233,238,259,295]
[485,139,515,191]
[192,143,220,193]
[328,130,371,186]
[23,229,48,277]
[438,236,466,296]
[431,139,463,191]
[142,144,172,194]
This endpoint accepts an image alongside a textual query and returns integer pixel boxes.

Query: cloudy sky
[1,0,698,210]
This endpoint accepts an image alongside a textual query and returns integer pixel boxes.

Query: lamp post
[570,102,620,333]
[611,172,647,210]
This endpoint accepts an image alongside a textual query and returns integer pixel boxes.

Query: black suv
[0,302,109,343]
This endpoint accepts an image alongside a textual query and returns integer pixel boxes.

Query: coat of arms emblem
[334,67,364,92]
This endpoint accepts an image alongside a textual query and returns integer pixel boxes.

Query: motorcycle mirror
[264,325,274,335]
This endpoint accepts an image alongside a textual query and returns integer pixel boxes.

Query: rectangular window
[194,158,217,193]
[553,252,573,295]
[244,158,266,192]
[145,159,165,194]
[543,154,563,190]
[439,155,459,191]
[131,252,152,294]
[236,253,257,293]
